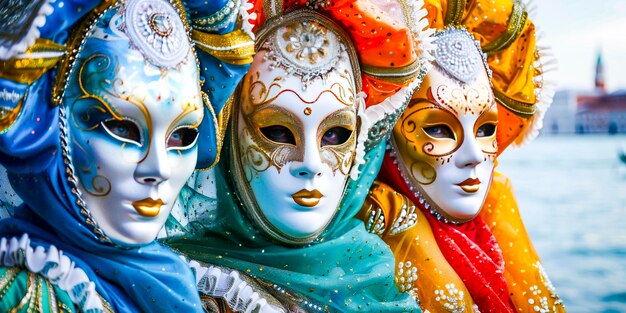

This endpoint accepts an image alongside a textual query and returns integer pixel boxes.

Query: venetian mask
[231,12,361,244]
[392,28,498,223]
[63,1,204,245]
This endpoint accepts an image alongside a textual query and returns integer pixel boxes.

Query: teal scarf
[164,139,420,312]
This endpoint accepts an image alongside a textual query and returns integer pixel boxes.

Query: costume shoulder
[358,180,419,237]
[0,234,111,312]
[481,171,566,312]
[358,181,477,311]
[187,259,286,313]
[0,266,76,313]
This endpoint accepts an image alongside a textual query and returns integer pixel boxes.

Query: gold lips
[291,189,324,207]
[132,198,164,217]
[456,178,481,193]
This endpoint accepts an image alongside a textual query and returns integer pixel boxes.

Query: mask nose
[289,137,324,179]
[134,141,171,185]
[455,133,484,168]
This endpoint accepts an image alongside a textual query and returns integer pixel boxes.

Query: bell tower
[595,50,606,92]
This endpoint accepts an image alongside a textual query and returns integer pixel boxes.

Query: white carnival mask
[392,28,498,223]
[231,13,360,244]
[64,0,203,245]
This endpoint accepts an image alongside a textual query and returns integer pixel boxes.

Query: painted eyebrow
[166,103,203,136]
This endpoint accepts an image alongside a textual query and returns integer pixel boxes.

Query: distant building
[543,51,626,134]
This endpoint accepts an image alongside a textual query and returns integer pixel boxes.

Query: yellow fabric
[359,172,565,312]
[192,28,255,65]
[480,172,565,312]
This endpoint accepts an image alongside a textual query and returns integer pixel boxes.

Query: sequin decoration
[434,283,467,313]
[268,19,343,83]
[389,201,418,235]
[434,28,485,84]
[124,0,190,68]
[365,205,386,236]
[395,261,419,301]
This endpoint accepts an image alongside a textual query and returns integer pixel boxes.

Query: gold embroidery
[192,29,255,65]
[0,267,20,298]
[11,271,36,313]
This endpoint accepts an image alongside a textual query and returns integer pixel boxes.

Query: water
[497,135,626,313]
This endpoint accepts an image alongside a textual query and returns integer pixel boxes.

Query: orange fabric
[496,107,528,152]
[361,74,409,108]
[360,171,566,312]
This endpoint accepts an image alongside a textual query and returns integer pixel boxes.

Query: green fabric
[0,266,77,313]
[164,140,420,312]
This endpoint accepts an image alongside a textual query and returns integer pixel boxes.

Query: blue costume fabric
[0,0,252,311]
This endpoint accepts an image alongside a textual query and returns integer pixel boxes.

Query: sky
[532,0,626,91]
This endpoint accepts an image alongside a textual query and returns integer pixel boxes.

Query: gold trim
[0,39,66,85]
[12,271,36,313]
[0,89,26,133]
[0,267,19,297]
[483,1,528,55]
[196,91,221,170]
[361,59,423,84]
[192,28,255,65]
[445,0,467,26]
[52,0,116,106]
[262,0,282,20]
[493,88,535,117]
[43,278,59,313]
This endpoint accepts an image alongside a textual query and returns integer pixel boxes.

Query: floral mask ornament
[63,0,204,245]
[391,28,498,223]
[231,12,362,244]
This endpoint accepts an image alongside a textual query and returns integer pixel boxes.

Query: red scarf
[379,152,515,313]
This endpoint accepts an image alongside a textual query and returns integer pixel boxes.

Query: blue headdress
[0,0,253,311]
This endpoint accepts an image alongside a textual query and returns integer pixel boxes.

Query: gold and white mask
[231,11,361,244]
[392,28,498,223]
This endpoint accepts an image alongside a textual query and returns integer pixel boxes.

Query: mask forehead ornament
[124,0,190,68]
[434,27,492,84]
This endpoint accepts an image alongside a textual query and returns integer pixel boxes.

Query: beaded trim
[59,106,113,245]
[192,0,239,32]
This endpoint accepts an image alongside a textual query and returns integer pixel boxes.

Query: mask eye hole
[476,123,496,137]
[167,127,199,150]
[423,124,455,139]
[260,125,296,145]
[101,119,142,146]
[321,127,352,147]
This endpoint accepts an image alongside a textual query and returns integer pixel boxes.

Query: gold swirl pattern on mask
[433,82,493,117]
[246,70,355,109]
[76,54,155,164]
[240,125,300,177]
[242,105,304,173]
[400,98,463,158]
[317,109,357,175]
[82,175,112,197]
[474,101,499,155]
